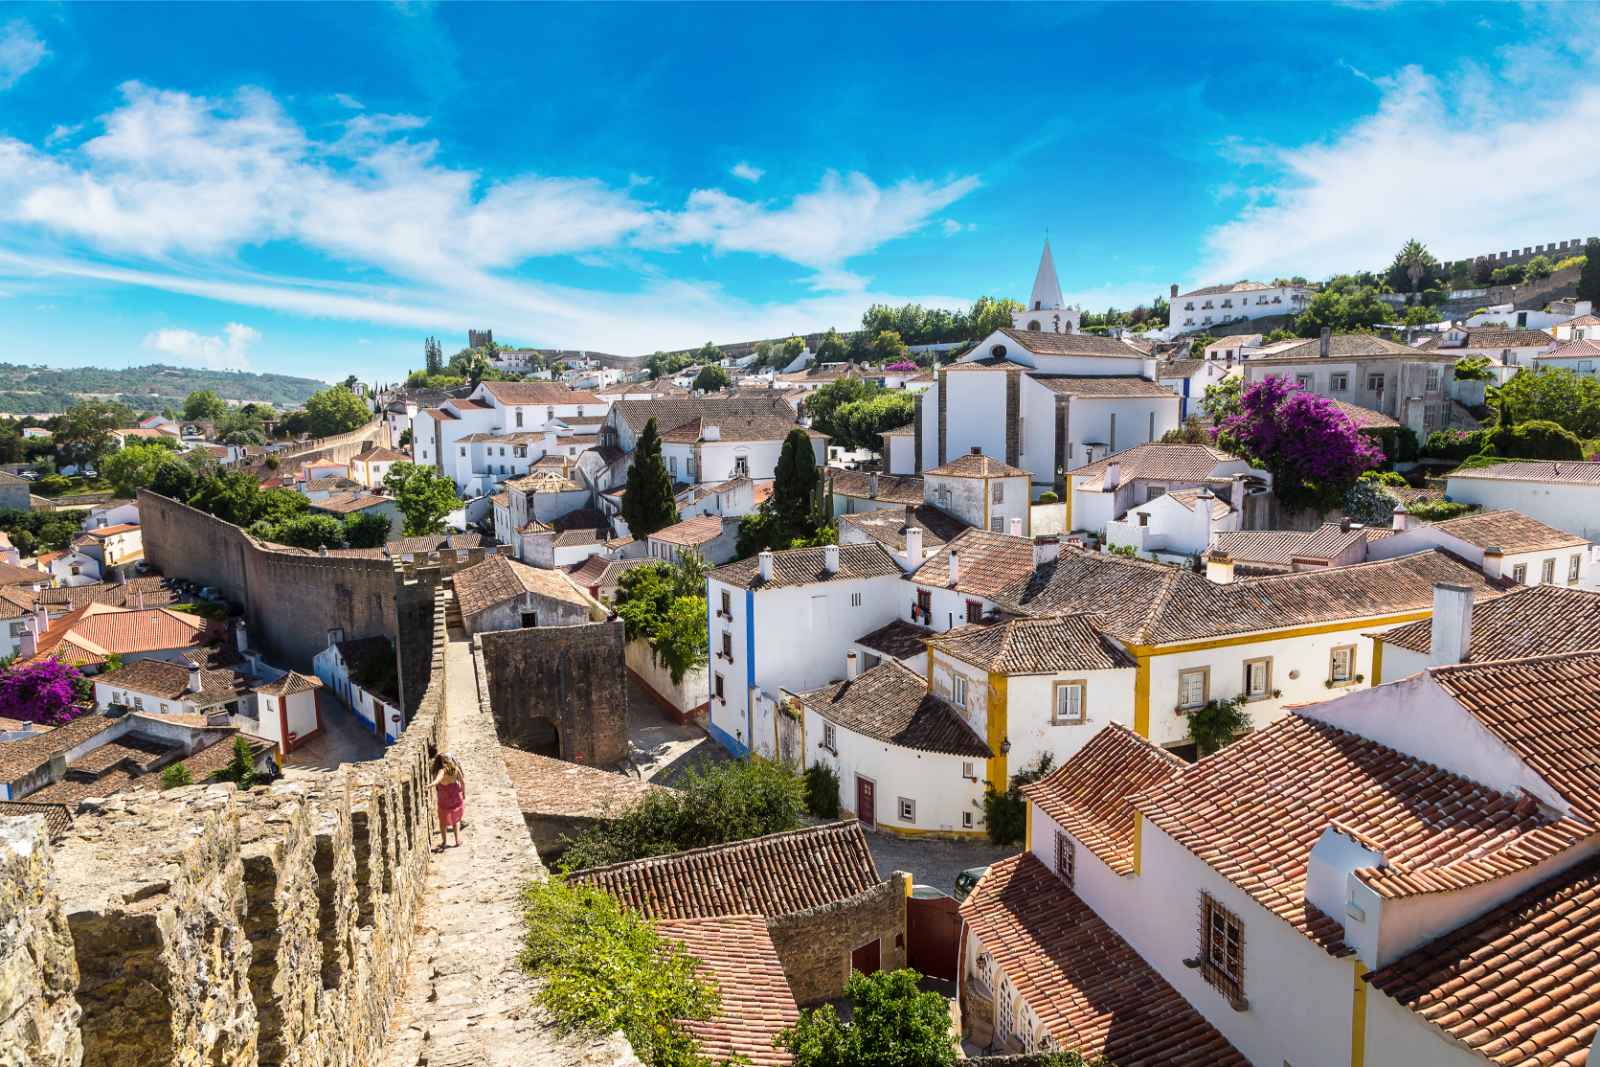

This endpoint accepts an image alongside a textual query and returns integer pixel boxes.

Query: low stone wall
[478,621,629,766]
[624,637,707,724]
[0,816,81,1067]
[270,420,385,470]
[766,873,910,1007]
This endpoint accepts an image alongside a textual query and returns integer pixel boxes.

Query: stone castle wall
[269,419,386,470]
[1440,235,1597,273]
[766,873,909,1007]
[0,585,451,1067]
[476,621,629,767]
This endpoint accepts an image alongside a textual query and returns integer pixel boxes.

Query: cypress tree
[622,418,678,538]
[772,428,820,533]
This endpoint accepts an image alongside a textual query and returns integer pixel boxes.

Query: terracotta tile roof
[1539,337,1600,359]
[385,532,483,556]
[309,492,391,515]
[932,614,1133,674]
[479,381,604,407]
[1429,508,1588,553]
[612,396,796,436]
[791,660,991,758]
[81,523,139,539]
[1022,725,1186,875]
[880,423,915,437]
[654,915,797,1067]
[1558,313,1600,327]
[0,714,116,787]
[97,654,259,705]
[1068,443,1239,483]
[1446,459,1600,485]
[828,470,923,505]
[854,619,934,661]
[1243,334,1430,363]
[500,746,661,819]
[926,451,1029,479]
[1377,585,1600,661]
[838,505,968,553]
[1029,375,1178,398]
[1178,280,1276,297]
[996,328,1150,359]
[31,604,211,667]
[908,528,1036,599]
[1002,547,1508,647]
[451,556,593,619]
[1157,358,1206,377]
[566,555,654,600]
[649,515,725,546]
[504,469,581,493]
[1161,488,1233,521]
[351,447,408,463]
[1213,523,1375,567]
[33,577,174,613]
[709,542,901,591]
[254,671,322,697]
[959,853,1249,1067]
[660,414,814,444]
[1415,327,1556,350]
[0,560,48,588]
[568,821,882,919]
[1366,855,1600,1067]
[151,732,273,788]
[1332,399,1400,429]
[1133,715,1587,953]
[0,800,72,838]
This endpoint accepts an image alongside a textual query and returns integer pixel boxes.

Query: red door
[856,776,876,827]
[851,938,881,976]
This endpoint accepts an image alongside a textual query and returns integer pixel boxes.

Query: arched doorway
[523,717,561,758]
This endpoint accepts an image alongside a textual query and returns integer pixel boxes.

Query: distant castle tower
[468,328,494,349]
[1012,238,1082,334]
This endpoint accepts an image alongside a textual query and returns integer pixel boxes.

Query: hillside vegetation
[0,363,326,414]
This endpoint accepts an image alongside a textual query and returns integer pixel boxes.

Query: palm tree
[1395,238,1435,294]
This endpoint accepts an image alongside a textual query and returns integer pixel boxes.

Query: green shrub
[1036,490,1059,504]
[558,759,805,872]
[982,753,1054,846]
[1361,470,1409,488]
[1186,696,1251,757]
[520,878,718,1067]
[803,761,841,819]
[1489,419,1584,461]
[778,969,957,1067]
[1343,479,1396,526]
[159,763,193,789]
[220,736,258,789]
[1405,498,1476,521]
[1423,429,1478,461]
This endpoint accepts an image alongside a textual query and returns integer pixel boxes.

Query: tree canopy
[691,365,729,392]
[1490,368,1600,440]
[55,399,135,467]
[1216,377,1383,511]
[300,386,370,438]
[101,440,182,498]
[182,389,230,423]
[612,557,708,685]
[621,418,678,539]
[1386,239,1440,294]
[777,969,957,1067]
[382,462,458,536]
[736,428,831,556]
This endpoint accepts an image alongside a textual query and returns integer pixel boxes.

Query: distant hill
[0,363,328,415]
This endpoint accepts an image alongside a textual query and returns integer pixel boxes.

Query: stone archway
[523,717,561,758]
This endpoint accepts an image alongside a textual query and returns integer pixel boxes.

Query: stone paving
[623,672,729,786]
[383,628,641,1067]
[864,831,1016,897]
[281,691,386,772]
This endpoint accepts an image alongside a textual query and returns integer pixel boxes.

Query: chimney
[1009,516,1023,536]
[136,588,145,610]
[947,548,960,587]
[1102,462,1122,492]
[1340,517,1351,532]
[1481,546,1504,580]
[235,620,249,653]
[904,525,924,563]
[1170,283,1179,299]
[823,543,840,574]
[758,549,774,582]
[319,543,330,557]
[1428,583,1475,666]
[187,662,204,694]
[1199,486,1218,545]
[1033,536,1062,566]
[1205,550,1235,584]
[867,471,879,499]
[970,445,982,456]
[1319,326,1331,358]
[703,424,721,442]
[846,650,859,681]
[1391,503,1411,532]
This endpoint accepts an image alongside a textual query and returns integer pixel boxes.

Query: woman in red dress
[432,754,465,850]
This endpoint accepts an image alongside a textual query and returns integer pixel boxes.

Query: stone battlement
[1440,236,1596,273]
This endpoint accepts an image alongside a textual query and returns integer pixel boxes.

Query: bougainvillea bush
[1218,377,1383,511]
[0,657,92,726]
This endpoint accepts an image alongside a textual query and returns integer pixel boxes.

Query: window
[952,675,969,708]
[1541,558,1556,585]
[1330,372,1349,392]
[1199,893,1245,1004]
[962,810,974,829]
[713,673,725,702]
[1146,484,1166,500]
[822,722,837,753]
[1426,367,1442,391]
[898,797,916,823]
[966,600,984,623]
[515,410,524,428]
[993,482,1004,504]
[851,592,863,608]
[961,760,977,780]
[1330,645,1355,684]
[718,589,732,618]
[459,447,467,457]
[1178,667,1209,709]
[1295,373,1313,388]
[720,631,732,661]
[668,456,678,477]
[733,455,749,477]
[1512,563,1528,584]
[915,588,932,623]
[133,696,144,709]
[1052,681,1086,724]
[1055,832,1076,886]
[1570,555,1583,584]
[1243,657,1273,700]
[1367,373,1386,393]
[990,517,1004,532]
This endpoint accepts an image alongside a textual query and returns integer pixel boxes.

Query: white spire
[1029,238,1064,312]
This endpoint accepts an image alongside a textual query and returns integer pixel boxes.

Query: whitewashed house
[646,515,739,566]
[880,424,917,475]
[923,449,1031,536]
[1549,305,1598,341]
[348,446,408,490]
[1106,485,1239,561]
[597,395,808,495]
[1370,581,1600,683]
[411,380,608,494]
[1366,506,1589,588]
[1531,337,1600,377]
[312,633,404,743]
[450,555,605,637]
[1171,280,1311,332]
[1444,459,1600,542]
[1063,443,1264,537]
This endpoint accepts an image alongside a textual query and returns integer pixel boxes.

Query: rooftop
[1213,523,1376,569]
[1331,399,1400,430]
[1177,280,1279,297]
[1241,333,1440,364]
[930,614,1133,675]
[838,504,968,554]
[0,714,116,787]
[709,541,902,591]
[476,381,603,406]
[925,451,1029,479]
[96,656,255,706]
[1028,375,1179,398]
[959,853,1249,1067]
[828,469,923,505]
[31,603,211,668]
[1446,459,1600,485]
[568,821,881,919]
[500,746,661,820]
[1375,585,1600,662]
[791,660,991,758]
[853,618,934,661]
[611,396,796,436]
[451,556,595,619]
[656,915,798,1067]
[908,528,1036,599]
[1429,507,1589,553]
[1067,442,1240,484]
[995,327,1149,359]
[648,515,726,546]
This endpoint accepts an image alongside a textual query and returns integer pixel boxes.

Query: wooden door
[907,893,961,981]
[856,776,876,827]
[850,938,881,976]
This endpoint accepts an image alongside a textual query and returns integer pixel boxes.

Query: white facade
[1106,488,1239,561]
[411,383,610,494]
[312,642,404,744]
[924,465,1030,535]
[1367,514,1590,589]
[1444,469,1600,542]
[884,432,916,475]
[1172,281,1310,332]
[1011,239,1082,335]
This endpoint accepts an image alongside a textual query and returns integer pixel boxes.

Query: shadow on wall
[477,620,629,767]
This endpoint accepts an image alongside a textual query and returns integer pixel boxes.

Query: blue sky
[1,2,1597,383]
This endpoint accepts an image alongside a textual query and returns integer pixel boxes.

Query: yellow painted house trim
[987,671,1009,793]
[1133,654,1151,738]
[1350,960,1369,1067]
[1372,640,1385,686]
[1025,800,1034,852]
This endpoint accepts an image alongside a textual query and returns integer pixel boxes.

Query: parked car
[953,865,990,903]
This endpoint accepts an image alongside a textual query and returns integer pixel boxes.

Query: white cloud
[730,161,764,183]
[0,20,47,90]
[332,93,365,110]
[1197,62,1600,283]
[141,322,261,370]
[44,124,80,147]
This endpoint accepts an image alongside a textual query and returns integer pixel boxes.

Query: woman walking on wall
[432,754,465,850]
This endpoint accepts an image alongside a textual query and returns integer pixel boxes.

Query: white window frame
[1541,558,1556,585]
[821,722,837,753]
[898,797,916,823]
[1052,680,1086,725]
[1178,667,1209,709]
[1243,657,1272,701]
[1330,645,1355,684]
[952,675,969,708]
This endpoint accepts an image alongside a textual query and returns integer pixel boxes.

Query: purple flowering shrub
[1219,377,1384,511]
[885,360,919,371]
[0,657,93,726]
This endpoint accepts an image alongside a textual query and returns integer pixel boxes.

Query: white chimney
[1102,462,1121,492]
[1008,516,1022,537]
[867,471,879,499]
[1319,326,1332,358]
[758,549,774,582]
[823,543,840,574]
[1199,486,1218,546]
[947,548,960,587]
[1206,550,1235,584]
[904,525,924,563]
[846,650,859,681]
[1032,537,1062,567]
[703,424,721,442]
[1429,583,1475,667]
[235,620,249,653]
[1391,503,1412,532]
[187,662,204,694]
[1481,546,1504,581]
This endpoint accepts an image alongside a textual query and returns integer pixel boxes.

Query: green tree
[833,392,917,452]
[1472,256,1494,285]
[1489,419,1585,460]
[382,462,459,536]
[783,335,809,364]
[222,736,258,789]
[872,330,909,363]
[1524,254,1554,281]
[966,295,1024,339]
[691,365,729,393]
[424,336,444,376]
[1578,238,1600,306]
[1387,238,1439,294]
[1491,263,1526,286]
[696,341,723,365]
[101,440,180,498]
[1490,368,1600,439]
[621,418,678,539]
[1199,376,1243,424]
[1402,305,1441,327]
[612,559,709,685]
[777,969,957,1067]
[448,348,490,388]
[182,389,229,423]
[803,377,873,442]
[188,470,268,526]
[302,386,370,437]
[342,511,392,548]
[1187,696,1251,756]
[55,400,135,468]
[255,513,346,549]
[772,428,821,532]
[815,328,847,362]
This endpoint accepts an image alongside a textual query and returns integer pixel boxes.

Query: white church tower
[1012,238,1082,334]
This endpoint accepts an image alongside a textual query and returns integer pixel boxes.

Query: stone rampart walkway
[383,627,639,1067]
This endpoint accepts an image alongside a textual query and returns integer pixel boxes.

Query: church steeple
[1029,238,1064,312]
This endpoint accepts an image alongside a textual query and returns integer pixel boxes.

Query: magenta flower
[1219,377,1383,510]
[0,658,92,726]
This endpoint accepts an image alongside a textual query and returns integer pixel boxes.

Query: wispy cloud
[0,19,48,90]
[730,160,764,183]
[141,322,261,370]
[332,93,365,110]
